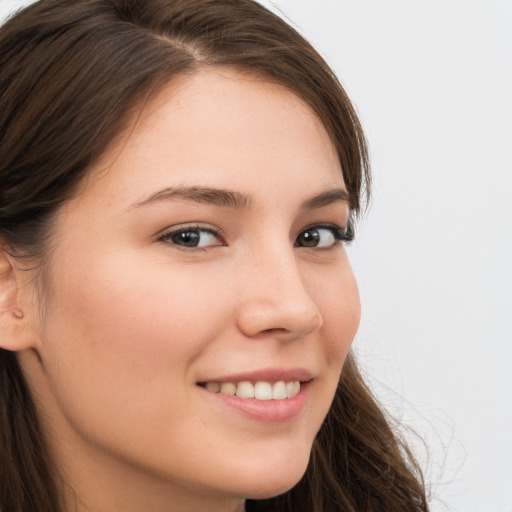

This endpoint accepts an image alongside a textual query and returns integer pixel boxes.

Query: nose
[236,246,323,342]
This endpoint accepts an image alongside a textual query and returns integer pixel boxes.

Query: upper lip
[197,367,313,384]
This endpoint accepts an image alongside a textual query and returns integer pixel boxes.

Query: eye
[295,224,353,248]
[158,225,223,248]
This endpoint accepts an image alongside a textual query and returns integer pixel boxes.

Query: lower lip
[199,382,310,423]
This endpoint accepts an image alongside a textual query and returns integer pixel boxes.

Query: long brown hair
[0,1,428,510]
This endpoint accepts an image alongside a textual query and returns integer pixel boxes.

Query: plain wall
[1,1,511,511]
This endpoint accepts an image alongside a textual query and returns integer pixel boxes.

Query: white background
[1,1,511,511]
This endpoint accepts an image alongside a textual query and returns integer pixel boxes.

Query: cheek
[38,251,228,424]
[312,259,361,365]
[325,286,360,361]
[48,259,217,360]
[299,259,360,429]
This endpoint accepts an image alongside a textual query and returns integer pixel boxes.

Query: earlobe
[0,248,36,351]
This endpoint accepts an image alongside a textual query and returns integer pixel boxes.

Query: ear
[0,248,39,351]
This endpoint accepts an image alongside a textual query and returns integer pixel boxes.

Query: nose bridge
[236,238,323,340]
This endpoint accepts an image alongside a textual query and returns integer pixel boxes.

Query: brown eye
[169,230,201,247]
[296,229,321,247]
[160,227,222,248]
[295,226,341,248]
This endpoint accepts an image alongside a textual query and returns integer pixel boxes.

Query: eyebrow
[131,186,253,211]
[131,186,350,212]
[299,188,351,211]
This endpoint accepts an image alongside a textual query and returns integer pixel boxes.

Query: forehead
[78,68,345,209]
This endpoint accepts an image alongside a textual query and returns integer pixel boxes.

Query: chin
[242,471,306,501]
[230,449,311,501]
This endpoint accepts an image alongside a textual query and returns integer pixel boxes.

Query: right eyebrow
[129,186,254,211]
[299,188,351,212]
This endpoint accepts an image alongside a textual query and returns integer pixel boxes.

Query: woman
[0,1,429,511]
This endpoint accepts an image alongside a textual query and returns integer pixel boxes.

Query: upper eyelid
[157,223,223,238]
[298,221,355,244]
[298,221,349,234]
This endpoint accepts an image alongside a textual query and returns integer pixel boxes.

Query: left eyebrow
[300,188,351,211]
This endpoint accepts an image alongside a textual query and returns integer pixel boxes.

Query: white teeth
[205,380,302,400]
[235,381,255,399]
[286,380,300,398]
[272,381,287,400]
[254,381,272,400]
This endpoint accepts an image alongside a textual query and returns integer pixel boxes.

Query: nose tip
[235,242,325,342]
[236,297,323,341]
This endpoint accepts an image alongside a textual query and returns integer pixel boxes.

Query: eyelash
[157,222,354,250]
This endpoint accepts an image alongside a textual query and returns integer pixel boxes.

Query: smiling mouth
[197,380,303,400]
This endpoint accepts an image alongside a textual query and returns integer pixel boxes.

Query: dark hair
[0,1,428,510]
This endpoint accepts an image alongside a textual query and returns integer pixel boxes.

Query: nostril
[260,327,288,335]
[244,327,290,341]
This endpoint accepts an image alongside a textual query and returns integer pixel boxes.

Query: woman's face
[21,69,360,510]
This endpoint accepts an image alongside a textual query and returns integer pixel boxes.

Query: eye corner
[341,221,356,244]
